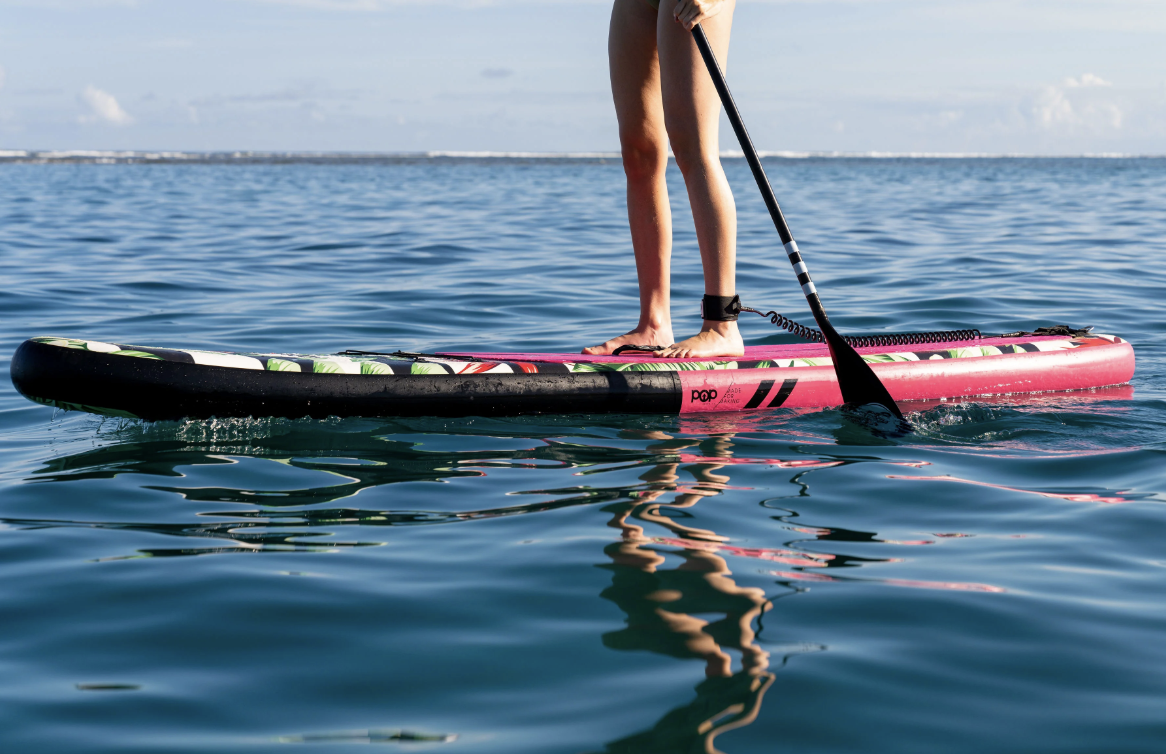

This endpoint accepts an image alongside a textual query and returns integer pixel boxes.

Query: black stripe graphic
[743,379,775,409]
[796,272,811,286]
[788,252,803,264]
[767,378,798,407]
[1016,342,1041,353]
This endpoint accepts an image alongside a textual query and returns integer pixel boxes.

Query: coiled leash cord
[740,306,983,348]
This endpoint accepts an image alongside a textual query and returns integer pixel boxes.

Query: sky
[0,0,1163,154]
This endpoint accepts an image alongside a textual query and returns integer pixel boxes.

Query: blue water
[2,156,1166,753]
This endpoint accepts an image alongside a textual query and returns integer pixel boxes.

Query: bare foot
[655,321,744,359]
[583,325,674,356]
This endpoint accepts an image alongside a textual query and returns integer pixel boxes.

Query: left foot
[655,321,744,359]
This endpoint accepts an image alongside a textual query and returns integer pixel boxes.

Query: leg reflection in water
[595,442,776,754]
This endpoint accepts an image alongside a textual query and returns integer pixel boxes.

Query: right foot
[583,325,674,356]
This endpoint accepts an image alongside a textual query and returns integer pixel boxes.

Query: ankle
[700,320,739,335]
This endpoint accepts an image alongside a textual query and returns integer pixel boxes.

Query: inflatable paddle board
[10,333,1134,421]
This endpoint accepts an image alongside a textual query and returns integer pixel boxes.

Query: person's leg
[654,0,743,359]
[583,0,675,356]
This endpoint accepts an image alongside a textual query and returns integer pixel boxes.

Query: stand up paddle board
[10,332,1134,420]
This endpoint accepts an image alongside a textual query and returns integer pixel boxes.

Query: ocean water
[2,155,1165,753]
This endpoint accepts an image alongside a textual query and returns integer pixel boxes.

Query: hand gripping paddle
[691,24,904,420]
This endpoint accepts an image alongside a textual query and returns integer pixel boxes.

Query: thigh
[609,0,667,144]
[656,0,735,151]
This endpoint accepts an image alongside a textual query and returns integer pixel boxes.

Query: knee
[620,135,667,184]
[669,136,717,179]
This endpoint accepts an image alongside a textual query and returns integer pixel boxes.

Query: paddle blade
[819,322,904,419]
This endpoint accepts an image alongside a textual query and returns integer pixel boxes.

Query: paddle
[690,23,903,420]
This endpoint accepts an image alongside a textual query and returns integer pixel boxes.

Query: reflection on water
[9,404,1150,751]
[277,729,457,744]
[594,439,777,752]
[886,473,1137,505]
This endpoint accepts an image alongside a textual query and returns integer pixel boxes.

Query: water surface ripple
[2,157,1166,753]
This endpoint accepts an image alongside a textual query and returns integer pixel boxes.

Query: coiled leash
[611,294,985,355]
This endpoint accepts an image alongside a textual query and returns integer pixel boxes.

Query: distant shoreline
[1,150,1162,164]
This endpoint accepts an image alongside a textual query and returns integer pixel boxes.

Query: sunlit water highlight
[2,157,1166,753]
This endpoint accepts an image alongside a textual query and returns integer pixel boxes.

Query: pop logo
[691,389,718,403]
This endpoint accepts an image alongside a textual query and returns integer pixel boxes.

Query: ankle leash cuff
[701,294,741,322]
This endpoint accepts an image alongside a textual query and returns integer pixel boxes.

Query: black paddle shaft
[690,24,903,419]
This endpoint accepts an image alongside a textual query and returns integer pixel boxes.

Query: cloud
[481,68,513,79]
[80,85,133,125]
[1034,86,1074,127]
[0,66,6,90]
[1032,76,1122,131]
[1063,73,1112,88]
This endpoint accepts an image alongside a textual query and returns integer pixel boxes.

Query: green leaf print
[361,361,393,375]
[313,360,343,374]
[111,350,164,360]
[567,363,620,373]
[266,358,301,372]
[33,337,88,350]
[618,362,679,372]
[410,363,449,375]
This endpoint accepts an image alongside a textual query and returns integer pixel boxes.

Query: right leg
[583,0,674,356]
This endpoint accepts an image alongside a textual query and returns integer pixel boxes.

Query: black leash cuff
[701,294,741,322]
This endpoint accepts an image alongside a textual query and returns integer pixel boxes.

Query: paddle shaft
[690,23,904,419]
[689,25,827,323]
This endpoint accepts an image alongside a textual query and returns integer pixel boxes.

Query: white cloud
[1063,73,1112,88]
[1034,86,1074,127]
[0,66,6,90]
[1032,77,1123,132]
[80,85,133,125]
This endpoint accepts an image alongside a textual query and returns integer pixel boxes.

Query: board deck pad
[10,334,1136,421]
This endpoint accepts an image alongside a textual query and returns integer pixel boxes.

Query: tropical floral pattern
[29,335,1126,377]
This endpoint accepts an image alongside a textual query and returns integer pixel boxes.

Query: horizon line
[2,149,1162,163]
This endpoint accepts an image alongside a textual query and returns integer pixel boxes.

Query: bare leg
[583,0,675,355]
[655,0,743,359]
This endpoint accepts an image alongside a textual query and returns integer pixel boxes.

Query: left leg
[655,0,743,359]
